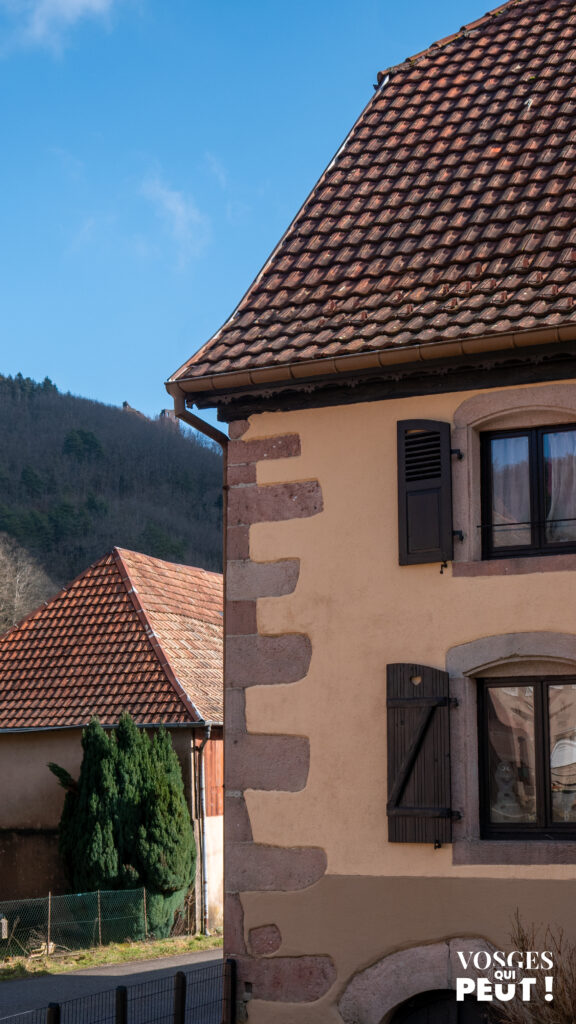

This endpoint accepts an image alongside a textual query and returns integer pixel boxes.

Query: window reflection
[549,684,576,822]
[486,686,536,823]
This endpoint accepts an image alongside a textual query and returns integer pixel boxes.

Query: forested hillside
[0,374,222,590]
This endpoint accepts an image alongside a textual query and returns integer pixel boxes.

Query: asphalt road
[0,948,223,1020]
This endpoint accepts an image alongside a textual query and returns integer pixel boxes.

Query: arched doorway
[391,989,490,1023]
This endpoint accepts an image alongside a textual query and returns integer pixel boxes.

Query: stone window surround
[451,382,576,572]
[447,632,576,865]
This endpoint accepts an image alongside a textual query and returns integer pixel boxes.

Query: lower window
[479,677,576,839]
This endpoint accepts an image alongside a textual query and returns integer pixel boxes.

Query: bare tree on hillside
[0,534,57,634]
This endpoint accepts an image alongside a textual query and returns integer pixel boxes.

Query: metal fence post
[97,890,102,945]
[143,886,148,939]
[173,970,186,1024]
[46,1003,60,1024]
[222,958,237,1024]
[47,892,51,957]
[115,985,128,1024]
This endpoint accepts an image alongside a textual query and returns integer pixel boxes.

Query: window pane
[549,684,576,822]
[543,430,576,544]
[490,436,532,548]
[486,686,536,823]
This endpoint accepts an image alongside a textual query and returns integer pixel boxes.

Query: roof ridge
[113,545,222,581]
[113,548,204,724]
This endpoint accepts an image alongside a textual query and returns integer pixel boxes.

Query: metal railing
[0,960,234,1024]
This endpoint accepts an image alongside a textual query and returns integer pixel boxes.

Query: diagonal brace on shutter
[387,697,458,819]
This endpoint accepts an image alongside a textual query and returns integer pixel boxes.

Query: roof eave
[0,721,222,733]
[166,321,576,404]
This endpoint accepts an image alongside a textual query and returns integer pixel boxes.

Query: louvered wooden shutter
[397,420,453,565]
[387,663,454,844]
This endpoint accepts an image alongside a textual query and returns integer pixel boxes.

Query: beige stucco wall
[0,730,82,897]
[240,379,576,883]
[0,729,83,829]
[0,727,198,830]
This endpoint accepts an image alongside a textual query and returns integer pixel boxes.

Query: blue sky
[1,0,488,423]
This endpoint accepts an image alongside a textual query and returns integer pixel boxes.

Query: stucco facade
[221,379,576,1021]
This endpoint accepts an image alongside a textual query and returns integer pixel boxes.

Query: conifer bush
[49,715,196,938]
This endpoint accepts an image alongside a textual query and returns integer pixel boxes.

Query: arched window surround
[447,631,576,865]
[451,383,576,571]
[338,939,493,1024]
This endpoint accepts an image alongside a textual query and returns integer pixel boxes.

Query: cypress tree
[54,718,119,892]
[50,714,196,937]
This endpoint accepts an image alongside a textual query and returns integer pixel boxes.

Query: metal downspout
[197,723,213,935]
[170,392,228,938]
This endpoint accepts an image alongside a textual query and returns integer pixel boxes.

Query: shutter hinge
[387,697,458,708]
[388,806,461,820]
[451,448,464,460]
[452,529,464,542]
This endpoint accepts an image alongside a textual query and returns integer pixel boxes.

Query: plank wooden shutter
[397,420,453,565]
[387,663,455,844]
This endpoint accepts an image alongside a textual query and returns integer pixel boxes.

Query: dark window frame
[481,422,576,560]
[478,676,576,841]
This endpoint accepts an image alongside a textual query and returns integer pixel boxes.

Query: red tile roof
[0,549,222,730]
[171,0,576,388]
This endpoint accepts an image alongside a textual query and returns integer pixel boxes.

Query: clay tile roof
[170,0,576,388]
[0,548,223,730]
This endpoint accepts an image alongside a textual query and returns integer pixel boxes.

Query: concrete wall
[223,379,576,1022]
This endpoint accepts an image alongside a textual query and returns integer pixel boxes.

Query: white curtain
[545,430,576,543]
[491,436,531,548]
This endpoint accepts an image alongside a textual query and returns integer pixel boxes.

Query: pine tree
[49,715,196,937]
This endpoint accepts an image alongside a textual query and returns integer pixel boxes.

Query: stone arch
[453,382,576,433]
[446,631,576,678]
[338,938,492,1024]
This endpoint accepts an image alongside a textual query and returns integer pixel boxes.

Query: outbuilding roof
[0,548,223,730]
[170,0,576,393]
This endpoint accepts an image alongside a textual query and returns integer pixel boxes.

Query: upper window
[479,677,576,840]
[481,424,576,559]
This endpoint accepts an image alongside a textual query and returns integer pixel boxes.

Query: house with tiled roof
[0,548,223,930]
[167,0,576,1019]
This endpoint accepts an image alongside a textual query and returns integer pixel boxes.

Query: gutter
[165,322,576,400]
[0,722,222,733]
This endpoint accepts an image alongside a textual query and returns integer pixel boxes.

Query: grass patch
[0,934,223,982]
